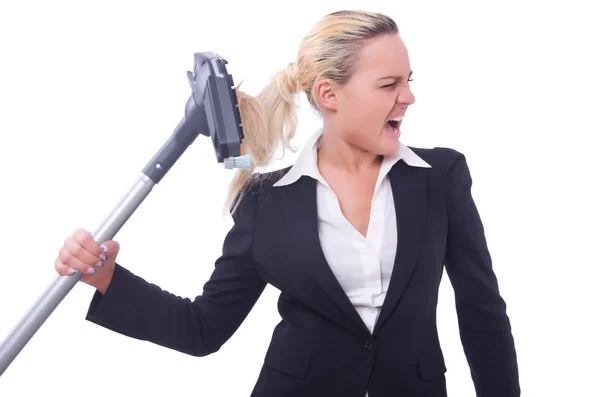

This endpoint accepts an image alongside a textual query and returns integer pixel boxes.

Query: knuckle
[54,259,69,275]
[63,251,73,264]
[73,228,89,242]
[72,246,91,264]
[72,244,84,257]
[75,227,88,235]
[82,235,99,253]
[60,248,78,266]
[82,234,92,245]
[58,247,68,261]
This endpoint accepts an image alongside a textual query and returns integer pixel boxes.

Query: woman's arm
[84,185,266,357]
[443,150,520,397]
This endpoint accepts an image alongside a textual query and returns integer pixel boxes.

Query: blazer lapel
[373,161,429,335]
[280,176,370,335]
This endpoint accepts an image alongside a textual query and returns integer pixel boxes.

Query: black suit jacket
[86,147,520,397]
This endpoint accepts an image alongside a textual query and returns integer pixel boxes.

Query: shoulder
[407,145,476,200]
[408,145,467,176]
[232,166,292,216]
[406,145,475,195]
[247,166,292,196]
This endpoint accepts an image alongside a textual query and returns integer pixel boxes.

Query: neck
[317,128,382,174]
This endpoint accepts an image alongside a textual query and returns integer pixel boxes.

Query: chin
[372,142,398,157]
[375,131,401,155]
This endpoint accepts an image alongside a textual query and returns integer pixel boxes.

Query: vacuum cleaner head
[188,52,250,169]
[142,52,251,185]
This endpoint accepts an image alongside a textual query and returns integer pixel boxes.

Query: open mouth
[387,119,400,130]
[385,114,403,137]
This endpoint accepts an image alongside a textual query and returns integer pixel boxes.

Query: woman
[54,10,520,397]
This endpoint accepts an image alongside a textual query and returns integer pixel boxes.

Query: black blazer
[86,147,520,397]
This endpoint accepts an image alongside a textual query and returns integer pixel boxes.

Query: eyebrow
[378,70,413,81]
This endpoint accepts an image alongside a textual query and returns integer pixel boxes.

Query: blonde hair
[226,10,399,213]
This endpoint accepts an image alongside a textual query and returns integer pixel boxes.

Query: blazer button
[364,339,374,351]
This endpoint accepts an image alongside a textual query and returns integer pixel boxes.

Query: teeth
[388,114,404,122]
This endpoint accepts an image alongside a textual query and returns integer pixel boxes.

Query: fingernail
[100,245,108,253]
[69,268,78,275]
[87,268,97,274]
[96,261,104,267]
[99,254,107,261]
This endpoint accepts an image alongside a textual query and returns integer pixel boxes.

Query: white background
[1,1,599,396]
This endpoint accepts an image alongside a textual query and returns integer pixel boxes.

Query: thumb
[99,240,120,260]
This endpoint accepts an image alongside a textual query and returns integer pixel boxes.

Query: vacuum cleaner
[0,51,250,376]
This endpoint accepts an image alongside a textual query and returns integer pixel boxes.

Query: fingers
[54,257,78,276]
[58,239,102,275]
[54,228,120,279]
[56,228,106,275]
[99,240,119,258]
[72,228,104,258]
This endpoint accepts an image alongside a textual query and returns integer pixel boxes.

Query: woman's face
[319,33,415,156]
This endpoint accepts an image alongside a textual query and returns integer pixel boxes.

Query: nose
[396,87,415,105]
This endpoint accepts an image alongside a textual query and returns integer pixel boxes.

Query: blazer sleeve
[442,151,521,397]
[84,184,267,357]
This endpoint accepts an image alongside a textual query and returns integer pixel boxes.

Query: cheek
[342,95,383,124]
[338,89,389,139]
[342,85,375,110]
[341,93,368,113]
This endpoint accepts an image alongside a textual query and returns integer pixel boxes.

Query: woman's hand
[54,228,119,293]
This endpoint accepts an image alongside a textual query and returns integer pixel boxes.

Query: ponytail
[224,62,300,214]
[224,10,401,213]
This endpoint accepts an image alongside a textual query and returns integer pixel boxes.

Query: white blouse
[273,128,431,334]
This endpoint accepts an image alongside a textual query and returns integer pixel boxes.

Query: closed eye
[381,78,413,88]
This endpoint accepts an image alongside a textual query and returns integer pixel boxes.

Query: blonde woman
[55,10,520,397]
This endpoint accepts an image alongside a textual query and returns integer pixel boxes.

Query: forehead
[352,34,411,79]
